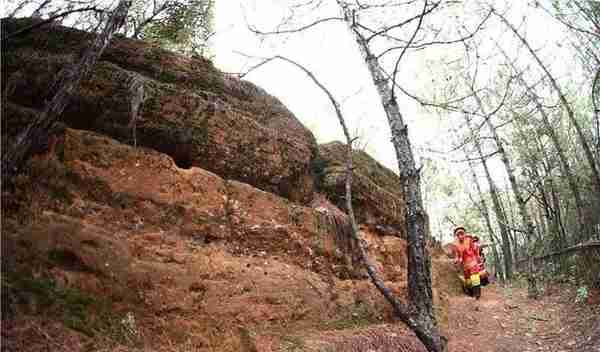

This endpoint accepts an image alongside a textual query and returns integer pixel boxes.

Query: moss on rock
[318,142,406,236]
[1,17,317,203]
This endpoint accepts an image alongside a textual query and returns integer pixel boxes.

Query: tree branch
[365,0,440,42]
[390,0,428,101]
[2,6,105,43]
[376,10,492,59]
[247,16,343,36]
[449,149,500,163]
[238,50,446,350]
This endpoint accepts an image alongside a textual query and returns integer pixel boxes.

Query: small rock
[171,253,186,264]
[143,232,163,243]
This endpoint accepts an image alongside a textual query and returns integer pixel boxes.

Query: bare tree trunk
[1,0,132,183]
[467,82,539,297]
[495,9,600,196]
[255,54,445,351]
[464,115,514,279]
[497,47,588,239]
[339,6,445,352]
[527,130,570,246]
[593,68,600,157]
[534,184,548,239]
[359,38,446,352]
[488,231,505,282]
[549,179,568,248]
[466,159,504,282]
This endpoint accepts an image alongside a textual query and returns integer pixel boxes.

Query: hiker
[472,236,485,262]
[452,227,479,271]
[452,226,484,298]
[472,236,490,286]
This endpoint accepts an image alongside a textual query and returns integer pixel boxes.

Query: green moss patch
[1,270,135,343]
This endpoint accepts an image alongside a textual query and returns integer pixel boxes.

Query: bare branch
[132,0,170,38]
[238,50,441,345]
[540,2,600,40]
[2,0,132,182]
[2,6,105,43]
[390,78,484,116]
[365,0,440,42]
[8,0,35,17]
[376,9,492,59]
[494,7,600,193]
[390,0,428,101]
[31,0,53,17]
[248,16,343,36]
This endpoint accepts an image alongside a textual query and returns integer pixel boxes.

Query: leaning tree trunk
[467,81,539,298]
[340,7,446,352]
[594,68,600,158]
[464,115,514,280]
[497,45,588,239]
[549,179,569,248]
[268,56,444,352]
[271,55,445,351]
[486,118,538,297]
[456,117,504,280]
[525,127,571,246]
[495,9,600,196]
[1,0,132,182]
[488,231,505,282]
[465,155,504,282]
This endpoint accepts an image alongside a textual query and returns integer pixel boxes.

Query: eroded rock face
[1,17,317,203]
[1,127,450,351]
[317,141,406,237]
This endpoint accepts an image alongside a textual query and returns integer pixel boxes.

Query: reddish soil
[447,283,600,352]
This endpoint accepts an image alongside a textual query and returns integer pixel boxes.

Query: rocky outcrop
[1,18,456,352]
[1,17,317,203]
[1,126,453,351]
[317,142,406,237]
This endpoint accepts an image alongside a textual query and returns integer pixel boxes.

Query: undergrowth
[1,270,139,345]
[325,302,380,330]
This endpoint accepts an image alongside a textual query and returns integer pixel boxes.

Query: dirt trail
[447,284,600,352]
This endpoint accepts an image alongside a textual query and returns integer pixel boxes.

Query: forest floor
[447,282,600,352]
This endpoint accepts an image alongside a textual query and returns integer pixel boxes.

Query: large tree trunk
[467,81,539,298]
[464,115,514,280]
[340,6,446,352]
[1,0,132,182]
[495,9,600,196]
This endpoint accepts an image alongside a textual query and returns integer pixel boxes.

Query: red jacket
[453,235,481,275]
